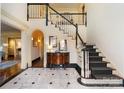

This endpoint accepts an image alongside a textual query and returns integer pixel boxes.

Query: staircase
[79,44,123,86]
[85,44,122,79]
[27,3,124,87]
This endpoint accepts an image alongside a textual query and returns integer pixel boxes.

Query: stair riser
[89,53,99,56]
[81,78,123,85]
[86,46,94,49]
[89,63,107,69]
[89,57,103,61]
[88,49,96,52]
[92,70,112,75]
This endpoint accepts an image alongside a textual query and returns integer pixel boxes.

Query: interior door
[8,38,15,59]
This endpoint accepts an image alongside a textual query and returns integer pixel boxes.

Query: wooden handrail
[27,3,47,5]
[47,5,85,46]
[50,12,87,15]
[27,3,86,47]
[48,5,77,27]
[77,32,86,46]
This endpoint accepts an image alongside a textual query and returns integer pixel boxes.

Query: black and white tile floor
[0,68,123,89]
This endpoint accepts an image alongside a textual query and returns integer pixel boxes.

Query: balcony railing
[27,3,87,26]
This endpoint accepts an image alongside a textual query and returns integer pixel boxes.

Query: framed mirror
[49,36,57,48]
[59,40,67,51]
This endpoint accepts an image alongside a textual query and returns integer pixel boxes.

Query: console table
[47,52,69,68]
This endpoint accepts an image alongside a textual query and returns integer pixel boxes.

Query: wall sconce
[38,39,41,43]
[31,37,33,40]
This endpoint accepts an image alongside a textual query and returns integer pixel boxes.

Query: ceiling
[50,3,83,8]
[1,22,20,33]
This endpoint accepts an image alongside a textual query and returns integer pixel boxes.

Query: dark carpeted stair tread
[89,56,104,61]
[89,61,110,63]
[85,44,95,46]
[93,74,123,79]
[85,47,98,49]
[89,52,101,53]
[89,52,99,56]
[91,67,115,71]
[83,48,97,50]
[89,52,101,55]
[81,48,100,52]
[89,62,107,69]
[89,56,105,58]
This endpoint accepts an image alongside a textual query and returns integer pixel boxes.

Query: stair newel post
[27,3,29,21]
[82,48,90,78]
[46,4,49,26]
[85,13,87,27]
[123,80,124,87]
[82,49,86,78]
[76,24,78,48]
[86,50,90,78]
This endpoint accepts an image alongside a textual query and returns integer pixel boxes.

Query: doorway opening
[0,22,21,85]
[1,22,21,62]
[31,30,44,68]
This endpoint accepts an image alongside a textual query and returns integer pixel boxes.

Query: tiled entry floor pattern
[0,68,85,89]
[0,68,123,89]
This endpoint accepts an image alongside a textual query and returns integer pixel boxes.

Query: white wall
[0,3,2,46]
[26,19,86,67]
[31,46,40,61]
[0,3,1,46]
[1,3,27,21]
[1,3,29,69]
[87,4,124,77]
[21,31,28,69]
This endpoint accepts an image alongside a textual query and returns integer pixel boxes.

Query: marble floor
[0,68,123,89]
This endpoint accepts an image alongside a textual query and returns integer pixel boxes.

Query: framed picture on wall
[59,40,67,51]
[49,36,57,48]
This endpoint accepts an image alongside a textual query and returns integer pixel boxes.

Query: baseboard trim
[123,79,124,87]
[32,57,40,63]
[77,77,123,87]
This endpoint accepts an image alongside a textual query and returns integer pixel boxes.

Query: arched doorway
[31,30,44,68]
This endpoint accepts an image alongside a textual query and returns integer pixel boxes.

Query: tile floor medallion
[0,68,123,89]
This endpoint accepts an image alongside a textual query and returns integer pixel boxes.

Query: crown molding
[1,8,29,31]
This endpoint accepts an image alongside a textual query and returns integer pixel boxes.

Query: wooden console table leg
[50,64,52,70]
